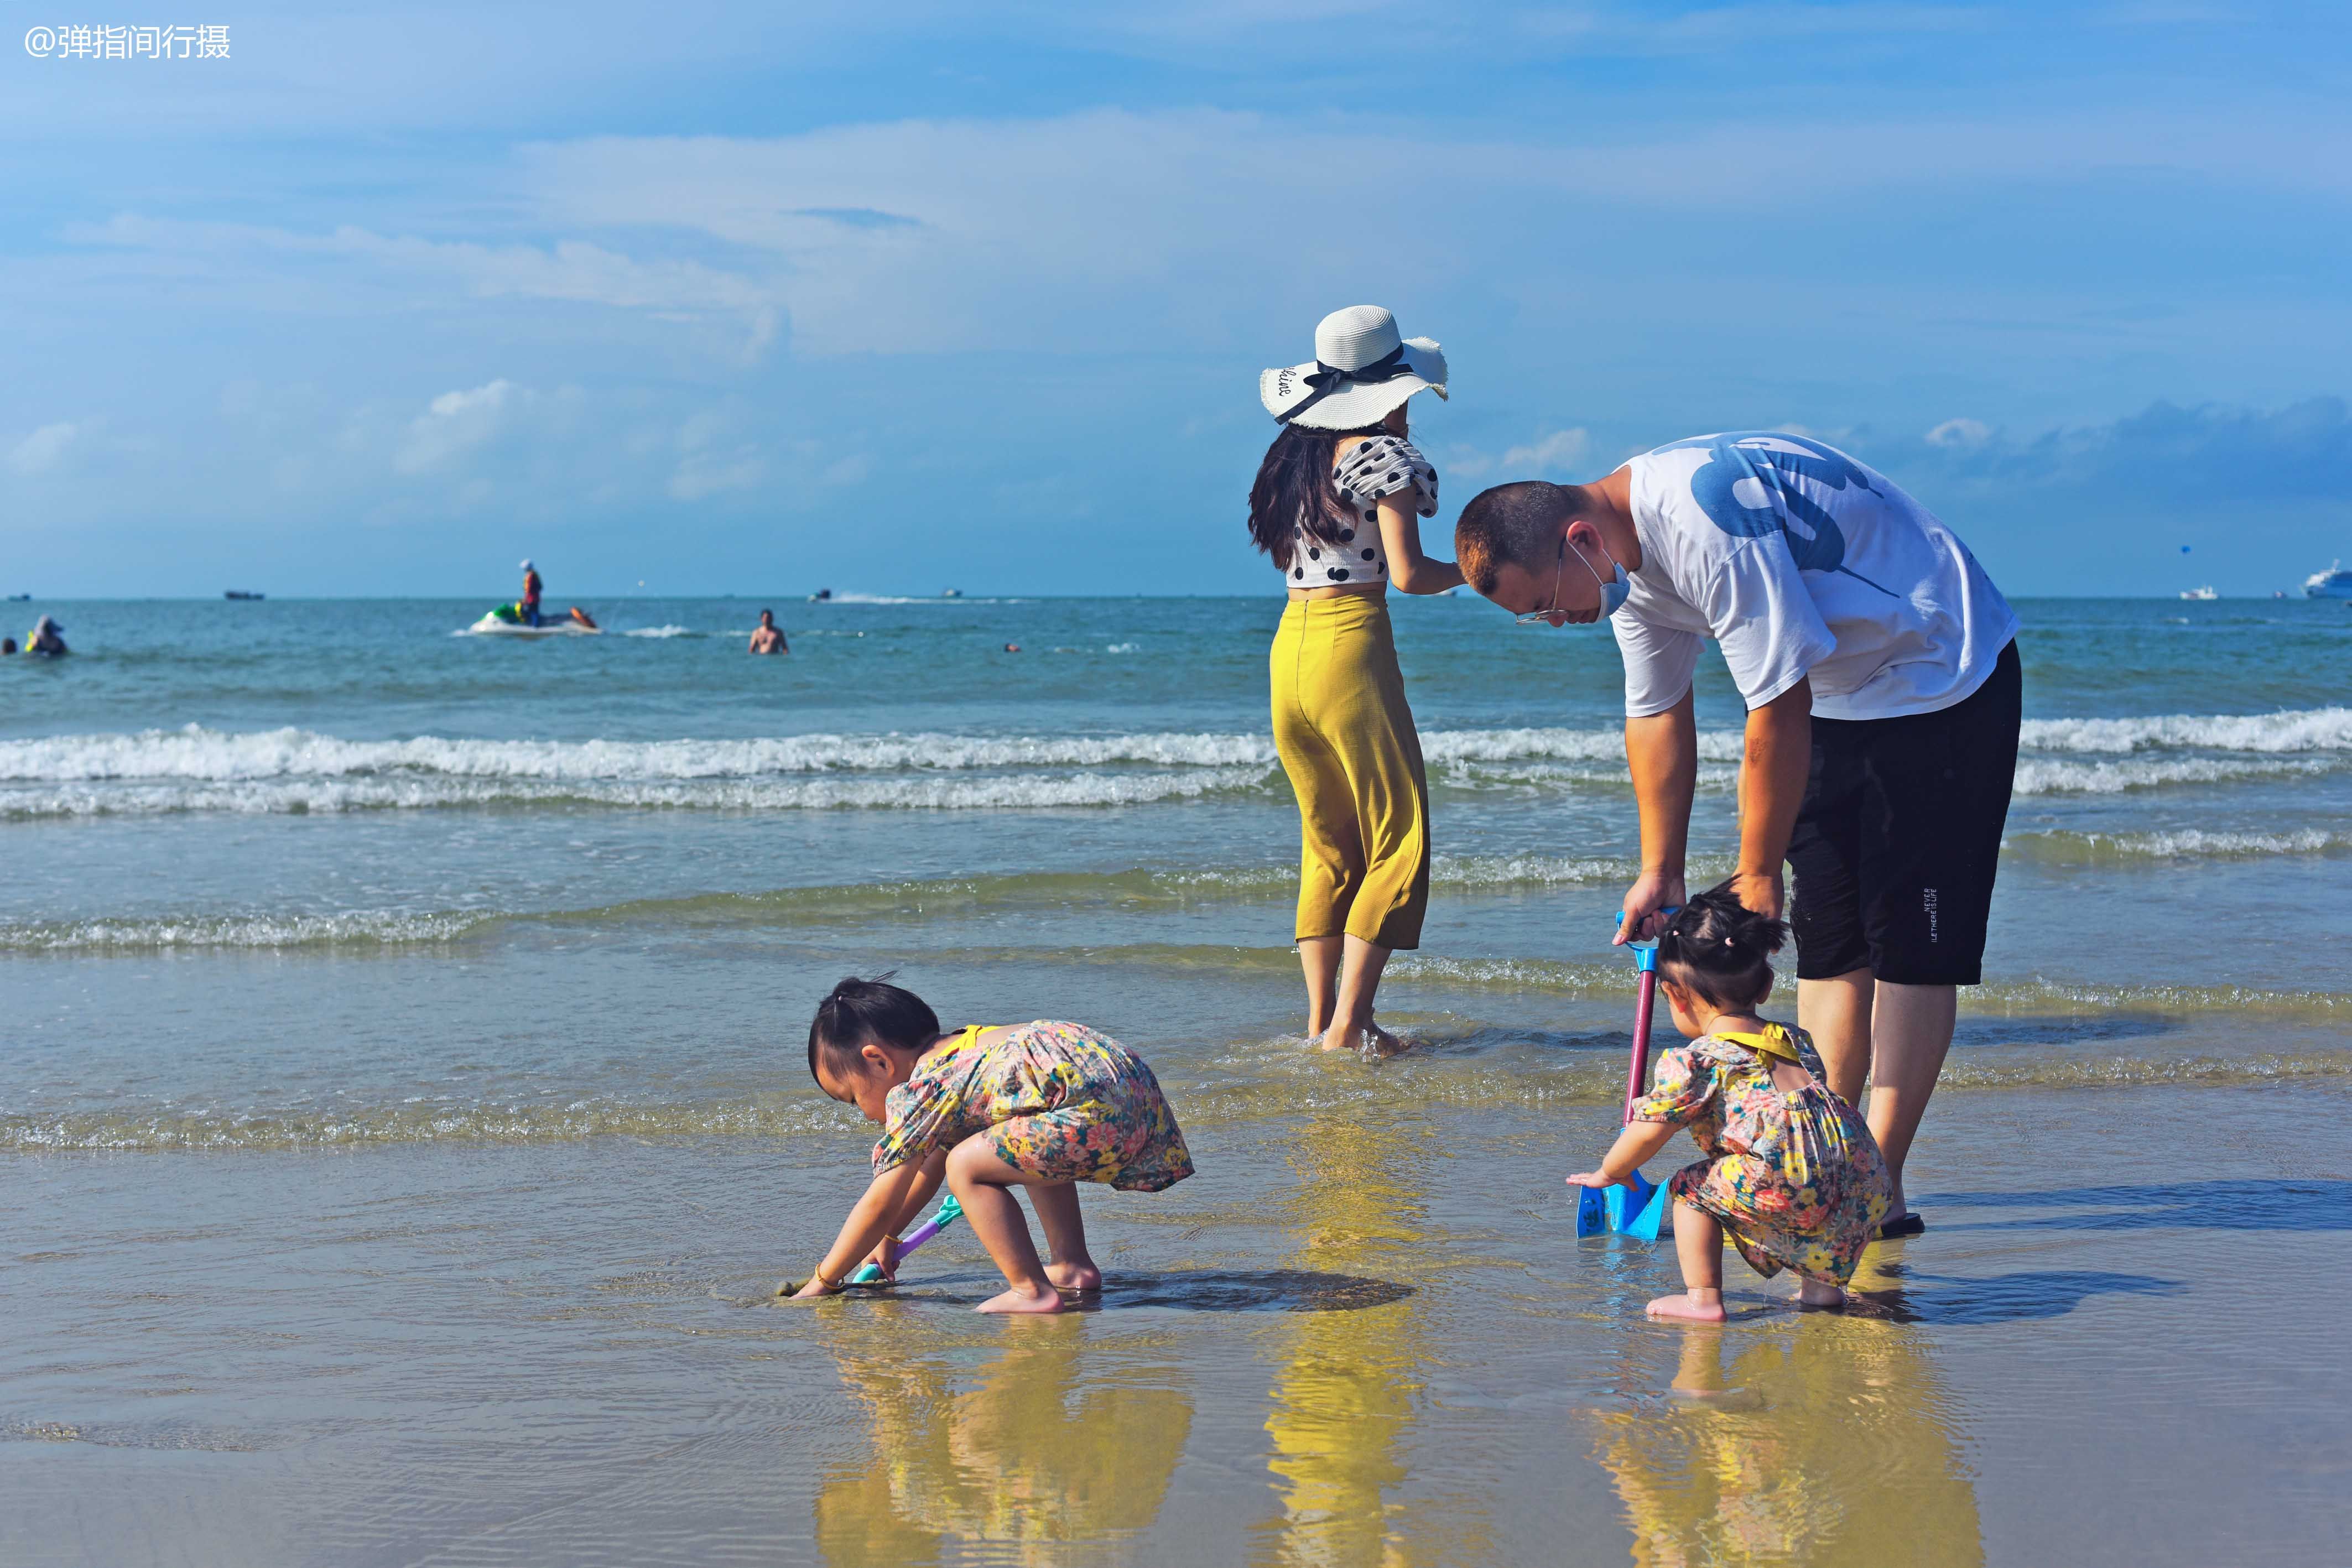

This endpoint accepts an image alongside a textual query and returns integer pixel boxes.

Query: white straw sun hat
[1260,305,1448,429]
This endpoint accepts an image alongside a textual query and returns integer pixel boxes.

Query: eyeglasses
[1514,537,1568,626]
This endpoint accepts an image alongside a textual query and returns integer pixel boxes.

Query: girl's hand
[1565,1170,1625,1189]
[862,1235,902,1282]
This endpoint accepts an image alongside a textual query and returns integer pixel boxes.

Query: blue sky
[5,1,2348,598]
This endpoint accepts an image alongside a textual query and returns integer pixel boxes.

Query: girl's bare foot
[1646,1289,1727,1323]
[976,1283,1067,1314]
[1044,1259,1101,1293]
[1796,1278,1848,1310]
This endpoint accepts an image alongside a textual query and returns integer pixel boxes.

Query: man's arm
[1618,689,1697,944]
[1731,677,1812,921]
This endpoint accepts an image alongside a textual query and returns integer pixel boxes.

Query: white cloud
[1501,428,1594,474]
[396,379,530,475]
[1926,416,1994,449]
[6,421,79,476]
[506,103,2349,361]
[72,217,784,358]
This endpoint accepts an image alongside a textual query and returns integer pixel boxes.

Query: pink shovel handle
[1622,966,1656,1124]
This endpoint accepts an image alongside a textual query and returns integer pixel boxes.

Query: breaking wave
[4,708,2344,819]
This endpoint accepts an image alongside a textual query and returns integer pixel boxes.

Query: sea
[6,592,2350,1566]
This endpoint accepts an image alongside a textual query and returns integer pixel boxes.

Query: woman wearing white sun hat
[1250,305,1465,1054]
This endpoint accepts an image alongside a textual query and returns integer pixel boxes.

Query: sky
[4,1,2349,599]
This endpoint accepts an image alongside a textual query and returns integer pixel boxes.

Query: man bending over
[1456,432,2020,1238]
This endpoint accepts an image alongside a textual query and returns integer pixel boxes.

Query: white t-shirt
[1610,433,2017,721]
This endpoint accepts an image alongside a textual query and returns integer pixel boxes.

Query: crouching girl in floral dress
[787,976,1194,1315]
[1568,888,1891,1320]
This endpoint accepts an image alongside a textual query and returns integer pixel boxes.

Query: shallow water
[6,593,2350,1563]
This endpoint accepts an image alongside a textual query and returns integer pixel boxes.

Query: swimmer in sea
[748,609,788,655]
[1,637,15,655]
[25,616,67,655]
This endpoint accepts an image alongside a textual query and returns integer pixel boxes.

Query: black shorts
[1786,640,2021,986]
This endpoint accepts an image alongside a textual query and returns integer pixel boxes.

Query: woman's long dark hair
[1247,420,1390,571]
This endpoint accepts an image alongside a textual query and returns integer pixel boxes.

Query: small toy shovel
[1575,913,1674,1241]
[845,1192,966,1285]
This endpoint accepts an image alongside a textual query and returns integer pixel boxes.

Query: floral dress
[872,1022,1194,1192]
[1629,1023,1891,1285]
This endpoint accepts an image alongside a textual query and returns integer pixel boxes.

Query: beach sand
[8,1069,2345,1566]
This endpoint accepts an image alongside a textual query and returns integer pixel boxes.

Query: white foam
[2011,756,2335,795]
[2020,706,2352,754]
[0,767,1277,818]
[622,625,695,639]
[2006,827,2348,861]
[0,910,488,951]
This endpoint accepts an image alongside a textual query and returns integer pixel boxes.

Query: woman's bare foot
[1319,1018,1404,1055]
[1796,1278,1848,1310]
[1647,1289,1727,1322]
[976,1282,1067,1314]
[1044,1259,1101,1293]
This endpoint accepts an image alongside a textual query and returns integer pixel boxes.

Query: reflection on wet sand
[816,1310,1193,1566]
[1595,1254,1986,1567]
[1254,1101,1486,1567]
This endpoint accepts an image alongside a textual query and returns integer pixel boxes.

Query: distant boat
[224,590,265,601]
[2179,586,2219,601]
[2304,561,2352,600]
[4,592,28,601]
[942,588,962,598]
[809,588,832,602]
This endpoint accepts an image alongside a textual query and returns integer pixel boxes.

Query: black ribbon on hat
[1274,343,1413,425]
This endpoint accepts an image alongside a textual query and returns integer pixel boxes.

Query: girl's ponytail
[1657,883,1786,1012]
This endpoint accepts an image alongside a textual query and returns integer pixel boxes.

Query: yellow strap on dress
[1711,1023,1805,1066]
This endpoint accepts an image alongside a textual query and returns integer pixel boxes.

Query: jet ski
[465,603,602,637]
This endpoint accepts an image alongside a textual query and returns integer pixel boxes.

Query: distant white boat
[2304,561,2352,600]
[2179,586,2219,601]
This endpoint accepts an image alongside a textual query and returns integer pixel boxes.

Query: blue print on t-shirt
[1649,432,1897,594]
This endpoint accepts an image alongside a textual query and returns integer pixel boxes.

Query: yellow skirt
[1269,594,1430,950]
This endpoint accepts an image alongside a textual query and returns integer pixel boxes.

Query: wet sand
[9,1080,2345,1566]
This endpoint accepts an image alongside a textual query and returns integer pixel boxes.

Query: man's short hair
[1455,481,1575,597]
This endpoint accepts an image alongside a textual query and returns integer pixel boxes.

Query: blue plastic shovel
[844,1192,966,1285]
[1575,913,1674,1241]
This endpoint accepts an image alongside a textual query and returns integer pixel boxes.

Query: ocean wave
[0,767,1276,819]
[15,1043,2349,1152]
[2011,756,2335,795]
[2006,826,2352,863]
[0,1094,853,1153]
[6,711,2343,821]
[2020,706,2352,754]
[622,625,696,639]
[0,910,492,952]
[12,714,2342,787]
[0,725,1281,782]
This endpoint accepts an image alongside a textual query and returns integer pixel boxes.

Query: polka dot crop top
[1284,435,1440,587]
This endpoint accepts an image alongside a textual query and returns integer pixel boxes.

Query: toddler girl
[1568,889,1891,1320]
[785,977,1194,1315]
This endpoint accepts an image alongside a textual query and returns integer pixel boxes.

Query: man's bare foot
[976,1283,1067,1314]
[1796,1279,1848,1310]
[1646,1290,1727,1322]
[1044,1259,1101,1293]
